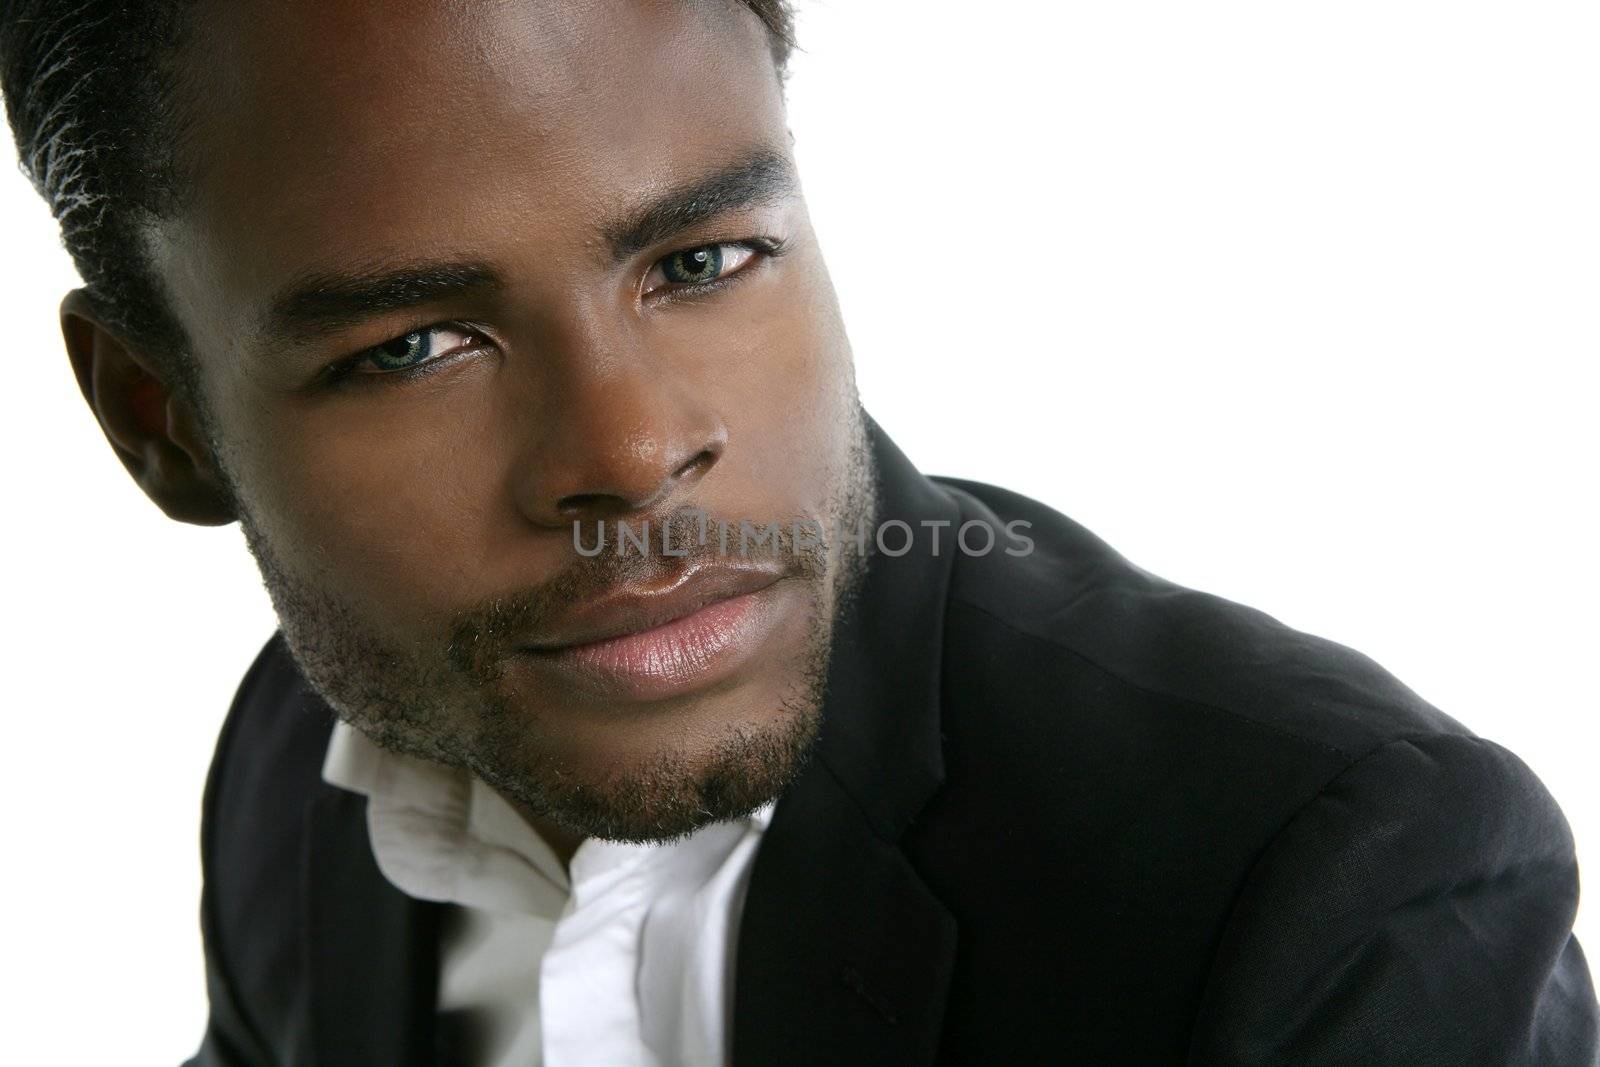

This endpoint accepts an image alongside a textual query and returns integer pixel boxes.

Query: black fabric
[181,417,1598,1066]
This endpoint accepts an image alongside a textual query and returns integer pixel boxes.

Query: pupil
[386,333,421,356]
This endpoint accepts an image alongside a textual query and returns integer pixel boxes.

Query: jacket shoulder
[203,631,340,850]
[195,633,340,1058]
[1188,729,1595,1065]
[931,473,1470,762]
[908,474,1552,1060]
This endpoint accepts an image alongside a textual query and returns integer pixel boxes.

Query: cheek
[226,377,516,626]
[669,265,856,518]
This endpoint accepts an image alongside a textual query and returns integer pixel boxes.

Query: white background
[1,2,1594,1061]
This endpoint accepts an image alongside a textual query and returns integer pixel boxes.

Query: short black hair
[0,1,796,384]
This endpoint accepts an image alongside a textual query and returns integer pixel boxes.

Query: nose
[513,354,727,529]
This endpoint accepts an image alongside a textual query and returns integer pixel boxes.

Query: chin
[468,676,825,842]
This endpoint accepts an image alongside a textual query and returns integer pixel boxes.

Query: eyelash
[324,236,788,387]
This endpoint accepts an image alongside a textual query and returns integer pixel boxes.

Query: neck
[509,800,587,873]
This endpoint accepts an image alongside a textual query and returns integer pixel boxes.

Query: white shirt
[321,720,776,1066]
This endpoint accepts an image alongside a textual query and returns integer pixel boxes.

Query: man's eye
[354,324,480,375]
[644,242,759,295]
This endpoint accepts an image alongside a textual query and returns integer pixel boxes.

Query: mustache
[445,507,829,679]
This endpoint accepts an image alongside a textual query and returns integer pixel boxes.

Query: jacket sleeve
[1187,732,1599,1066]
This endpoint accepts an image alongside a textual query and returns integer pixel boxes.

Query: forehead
[167,0,783,306]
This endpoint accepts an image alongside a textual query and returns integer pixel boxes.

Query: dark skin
[60,0,868,869]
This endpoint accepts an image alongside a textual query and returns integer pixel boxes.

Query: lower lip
[517,583,793,702]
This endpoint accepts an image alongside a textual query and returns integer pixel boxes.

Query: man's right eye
[340,323,485,380]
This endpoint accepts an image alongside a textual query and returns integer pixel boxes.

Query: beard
[235,401,878,844]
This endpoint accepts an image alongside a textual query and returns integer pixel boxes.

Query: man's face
[148,0,873,841]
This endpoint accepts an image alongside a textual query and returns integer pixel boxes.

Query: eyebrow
[260,147,797,344]
[263,261,503,343]
[603,148,797,260]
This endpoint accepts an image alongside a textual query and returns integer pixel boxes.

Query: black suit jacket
[184,418,1598,1066]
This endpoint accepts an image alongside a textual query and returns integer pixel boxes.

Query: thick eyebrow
[602,149,798,261]
[262,261,503,343]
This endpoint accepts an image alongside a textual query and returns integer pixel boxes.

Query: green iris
[661,245,724,285]
[369,330,432,371]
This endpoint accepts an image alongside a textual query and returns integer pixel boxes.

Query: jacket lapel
[302,786,447,1067]
[732,417,962,1065]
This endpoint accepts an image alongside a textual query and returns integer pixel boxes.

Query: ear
[60,290,237,526]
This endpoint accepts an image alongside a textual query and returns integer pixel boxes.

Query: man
[2,1,1594,1064]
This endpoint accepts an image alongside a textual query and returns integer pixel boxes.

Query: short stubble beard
[235,402,879,844]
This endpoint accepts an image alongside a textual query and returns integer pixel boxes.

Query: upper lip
[518,562,787,651]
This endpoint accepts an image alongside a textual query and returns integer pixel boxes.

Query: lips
[519,562,786,650]
[513,562,802,702]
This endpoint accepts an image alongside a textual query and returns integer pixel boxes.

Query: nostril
[674,448,717,483]
[555,492,626,519]
[548,443,720,521]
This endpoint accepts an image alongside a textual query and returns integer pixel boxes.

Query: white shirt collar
[321,719,777,916]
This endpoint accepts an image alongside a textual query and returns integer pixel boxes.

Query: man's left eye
[644,242,758,294]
